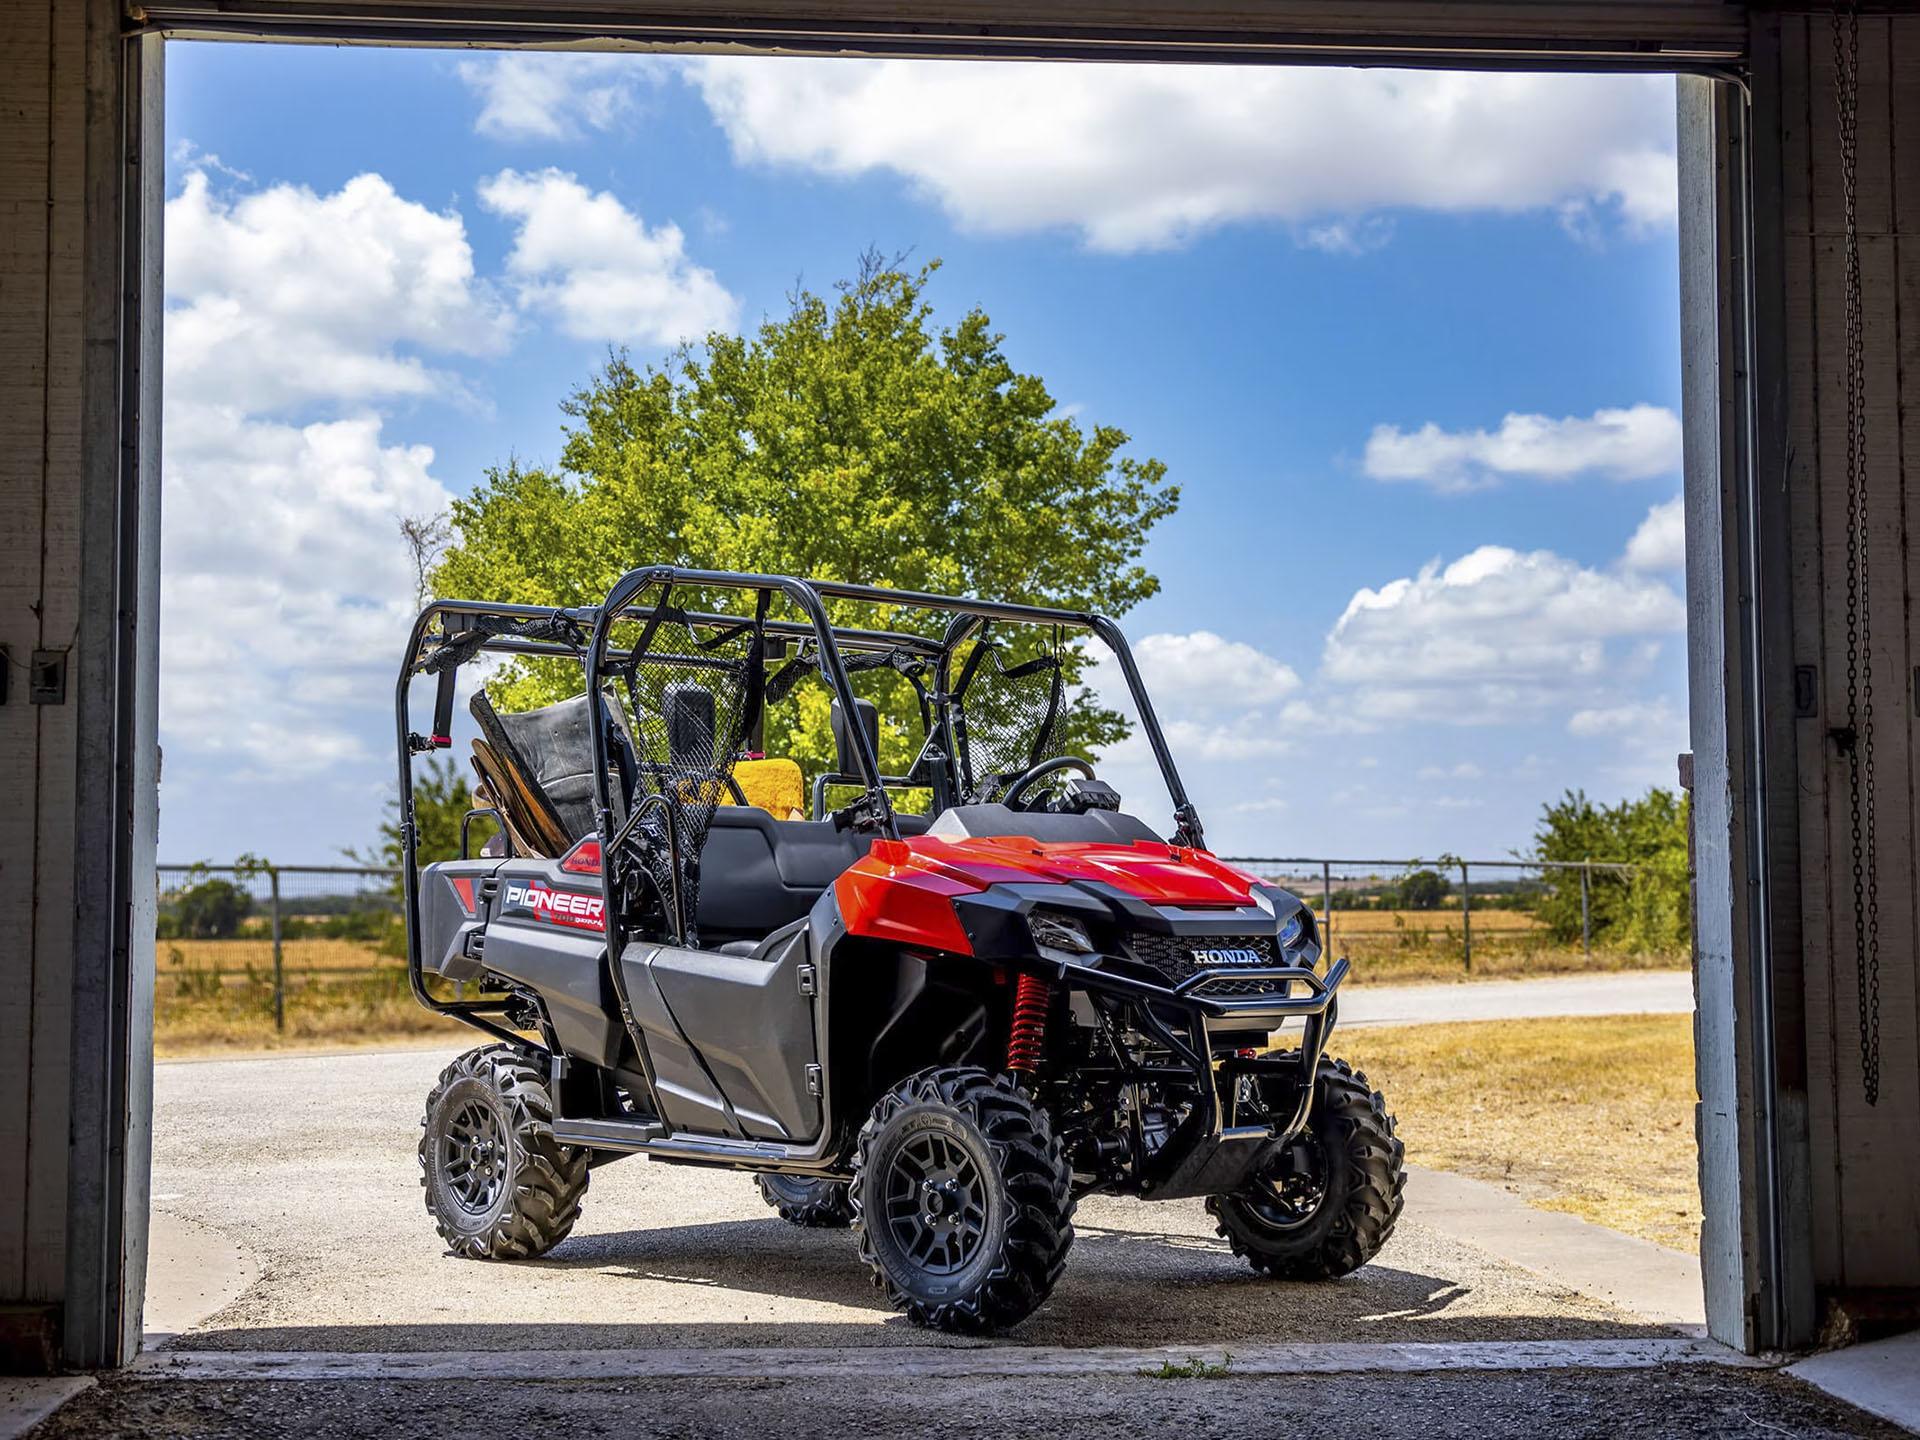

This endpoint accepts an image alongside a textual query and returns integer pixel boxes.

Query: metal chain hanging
[1831,0,1881,1106]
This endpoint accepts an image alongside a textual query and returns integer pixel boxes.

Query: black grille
[1127,932,1279,989]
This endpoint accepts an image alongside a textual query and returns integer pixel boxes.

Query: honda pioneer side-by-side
[398,567,1404,1332]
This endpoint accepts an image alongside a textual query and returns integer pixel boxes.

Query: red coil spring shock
[1006,973,1051,1075]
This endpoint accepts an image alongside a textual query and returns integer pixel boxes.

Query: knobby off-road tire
[756,1173,856,1228]
[852,1066,1075,1334]
[419,1044,590,1260]
[1207,1054,1405,1280]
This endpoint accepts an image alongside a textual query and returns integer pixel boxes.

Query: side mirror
[830,697,880,778]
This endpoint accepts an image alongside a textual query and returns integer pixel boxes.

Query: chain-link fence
[155,863,405,1037]
[1220,856,1647,976]
[154,851,1661,1041]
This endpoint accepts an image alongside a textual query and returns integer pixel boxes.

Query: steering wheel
[1001,756,1097,812]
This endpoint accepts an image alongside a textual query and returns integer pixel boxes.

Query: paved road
[1341,970,1692,1027]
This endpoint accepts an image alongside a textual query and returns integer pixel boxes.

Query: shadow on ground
[181,1213,1673,1353]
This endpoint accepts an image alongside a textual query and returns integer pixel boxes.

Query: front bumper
[1059,953,1349,1200]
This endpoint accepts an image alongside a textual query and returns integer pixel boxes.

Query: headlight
[1030,912,1094,957]
[1278,910,1311,952]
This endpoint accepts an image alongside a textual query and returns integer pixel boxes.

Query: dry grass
[1340,1014,1702,1251]
[152,944,469,1058]
[1320,908,1687,985]
[153,978,467,1057]
[157,935,401,980]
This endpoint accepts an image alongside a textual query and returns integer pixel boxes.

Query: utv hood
[899,835,1258,905]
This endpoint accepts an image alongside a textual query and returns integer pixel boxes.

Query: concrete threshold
[133,1337,1759,1383]
[0,1378,94,1440]
[1405,1166,1705,1327]
[1789,1329,1920,1436]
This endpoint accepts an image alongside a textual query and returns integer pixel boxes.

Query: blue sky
[158,44,1688,864]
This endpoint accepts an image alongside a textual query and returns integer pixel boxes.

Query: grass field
[1341,1013,1701,1251]
[154,934,463,1055]
[1323,907,1686,984]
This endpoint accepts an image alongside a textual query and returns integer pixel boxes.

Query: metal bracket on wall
[29,650,66,705]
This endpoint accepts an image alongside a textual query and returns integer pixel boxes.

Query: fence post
[1321,861,1333,955]
[1580,858,1592,960]
[269,866,285,1034]
[1459,860,1472,972]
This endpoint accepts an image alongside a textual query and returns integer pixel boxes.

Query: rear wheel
[1206,1054,1404,1279]
[420,1044,589,1260]
[852,1066,1074,1333]
[756,1173,855,1228]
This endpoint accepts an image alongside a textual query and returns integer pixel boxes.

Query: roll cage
[394,567,1206,1043]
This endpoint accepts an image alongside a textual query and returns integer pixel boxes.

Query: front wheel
[419,1044,590,1260]
[852,1067,1075,1333]
[1206,1054,1404,1279]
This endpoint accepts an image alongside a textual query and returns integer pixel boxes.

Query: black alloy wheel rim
[1246,1133,1329,1230]
[885,1130,988,1276]
[445,1099,508,1215]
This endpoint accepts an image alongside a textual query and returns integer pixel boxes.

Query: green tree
[1394,868,1452,911]
[171,877,252,940]
[361,756,493,877]
[433,256,1179,782]
[1532,787,1690,955]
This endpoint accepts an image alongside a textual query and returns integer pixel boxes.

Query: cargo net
[952,634,1066,804]
[607,602,761,945]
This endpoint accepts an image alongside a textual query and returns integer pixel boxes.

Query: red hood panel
[901,834,1258,906]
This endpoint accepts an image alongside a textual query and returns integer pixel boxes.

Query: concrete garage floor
[148,1045,1664,1352]
[40,1032,1883,1438]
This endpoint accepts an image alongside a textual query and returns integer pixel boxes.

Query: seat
[730,757,806,820]
[468,689,637,857]
[695,807,934,942]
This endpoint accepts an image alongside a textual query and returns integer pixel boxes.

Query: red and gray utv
[399,567,1403,1332]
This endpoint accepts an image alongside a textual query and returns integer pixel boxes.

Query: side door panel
[619,926,821,1142]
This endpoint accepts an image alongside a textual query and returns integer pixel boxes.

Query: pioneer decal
[503,880,606,932]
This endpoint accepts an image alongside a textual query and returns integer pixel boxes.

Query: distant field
[153,931,463,1055]
[1319,907,1685,984]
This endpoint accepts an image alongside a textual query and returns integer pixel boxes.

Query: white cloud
[459,53,663,141]
[160,407,454,778]
[1417,762,1484,781]
[1623,495,1687,571]
[1322,543,1685,723]
[1126,631,1301,711]
[165,169,511,415]
[680,59,1675,252]
[160,158,737,811]
[1567,696,1688,789]
[1363,404,1682,493]
[1231,797,1290,815]
[478,168,738,344]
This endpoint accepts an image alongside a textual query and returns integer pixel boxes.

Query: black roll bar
[394,571,1211,1048]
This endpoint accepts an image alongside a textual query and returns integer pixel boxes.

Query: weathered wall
[0,0,159,1371]
[0,0,88,1358]
[1765,11,1920,1299]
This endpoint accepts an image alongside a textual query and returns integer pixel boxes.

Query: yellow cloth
[730,758,807,821]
